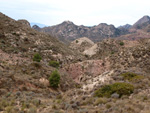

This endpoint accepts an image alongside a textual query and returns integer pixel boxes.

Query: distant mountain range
[32,15,150,43]
[33,21,124,43]
[118,24,132,30]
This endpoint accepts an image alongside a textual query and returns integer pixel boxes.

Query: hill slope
[0,12,84,64]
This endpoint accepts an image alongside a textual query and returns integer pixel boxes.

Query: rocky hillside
[0,12,82,113]
[33,21,121,43]
[0,12,84,64]
[1,12,150,113]
[61,38,150,113]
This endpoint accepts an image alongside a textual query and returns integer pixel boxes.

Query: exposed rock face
[83,44,98,56]
[17,19,31,27]
[63,59,110,83]
[33,21,121,43]
[69,37,94,52]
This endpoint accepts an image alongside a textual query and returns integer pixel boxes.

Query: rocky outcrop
[18,19,31,28]
[63,59,110,83]
[69,37,94,52]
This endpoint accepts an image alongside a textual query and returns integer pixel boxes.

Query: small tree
[119,42,124,46]
[76,40,79,43]
[33,53,42,62]
[49,70,60,88]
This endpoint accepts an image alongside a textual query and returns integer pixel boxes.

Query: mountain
[32,16,150,43]
[32,25,41,31]
[116,15,150,40]
[132,15,150,29]
[118,24,132,30]
[30,22,47,28]
[32,21,122,43]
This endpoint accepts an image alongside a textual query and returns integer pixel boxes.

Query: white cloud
[0,0,150,27]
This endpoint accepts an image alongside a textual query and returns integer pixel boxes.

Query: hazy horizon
[0,0,150,27]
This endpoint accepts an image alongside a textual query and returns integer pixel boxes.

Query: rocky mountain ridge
[32,15,150,43]
[33,21,122,43]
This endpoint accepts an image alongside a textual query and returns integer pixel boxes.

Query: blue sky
[0,0,150,27]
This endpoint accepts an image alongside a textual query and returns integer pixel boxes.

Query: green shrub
[49,70,60,88]
[120,72,144,81]
[111,51,115,54]
[49,60,59,68]
[76,40,79,43]
[33,53,42,62]
[119,42,124,46]
[94,82,134,98]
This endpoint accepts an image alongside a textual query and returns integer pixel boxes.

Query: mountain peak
[62,20,74,25]
[32,25,40,29]
[142,15,150,19]
[133,15,150,28]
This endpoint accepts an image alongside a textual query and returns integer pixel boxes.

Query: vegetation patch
[94,82,134,98]
[33,53,42,62]
[49,60,60,68]
[76,40,79,43]
[111,51,115,54]
[120,72,144,82]
[119,42,124,46]
[49,70,60,88]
